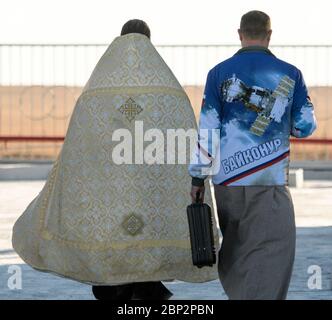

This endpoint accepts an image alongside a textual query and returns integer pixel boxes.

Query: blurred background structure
[1,0,332,162]
[0,44,331,160]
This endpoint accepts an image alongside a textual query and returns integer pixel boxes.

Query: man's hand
[190,185,205,203]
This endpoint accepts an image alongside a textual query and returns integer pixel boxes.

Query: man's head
[121,19,151,39]
[238,11,272,48]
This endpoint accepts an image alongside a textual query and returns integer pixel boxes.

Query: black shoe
[92,284,134,300]
[132,282,173,300]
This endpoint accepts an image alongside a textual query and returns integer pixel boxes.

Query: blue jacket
[189,46,317,186]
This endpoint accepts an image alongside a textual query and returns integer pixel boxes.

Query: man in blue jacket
[189,10,317,299]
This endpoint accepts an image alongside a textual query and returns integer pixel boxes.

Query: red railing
[1,136,332,144]
[0,44,331,159]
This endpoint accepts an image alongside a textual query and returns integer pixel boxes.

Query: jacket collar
[236,46,274,56]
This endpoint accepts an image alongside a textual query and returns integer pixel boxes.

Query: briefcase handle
[195,192,202,204]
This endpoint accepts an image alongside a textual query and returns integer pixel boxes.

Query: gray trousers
[214,185,296,300]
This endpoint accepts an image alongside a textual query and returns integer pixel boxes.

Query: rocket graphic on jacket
[189,46,317,186]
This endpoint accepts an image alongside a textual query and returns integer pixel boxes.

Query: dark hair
[121,19,151,39]
[240,10,271,40]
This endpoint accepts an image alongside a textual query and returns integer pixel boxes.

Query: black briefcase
[187,197,216,268]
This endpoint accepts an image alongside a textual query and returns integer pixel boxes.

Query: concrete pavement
[0,180,331,300]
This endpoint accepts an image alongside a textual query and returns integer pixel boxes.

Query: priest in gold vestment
[12,20,220,300]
